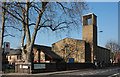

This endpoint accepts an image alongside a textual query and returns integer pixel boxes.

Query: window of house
[17,56,19,60]
[20,56,22,60]
[10,56,11,60]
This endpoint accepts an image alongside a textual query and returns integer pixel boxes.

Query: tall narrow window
[10,56,11,60]
[20,56,22,60]
[17,55,19,60]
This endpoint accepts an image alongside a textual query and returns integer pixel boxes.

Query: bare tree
[105,41,120,62]
[0,2,22,49]
[55,39,80,63]
[61,43,79,63]
[0,1,88,63]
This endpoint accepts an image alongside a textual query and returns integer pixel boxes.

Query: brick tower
[82,13,97,63]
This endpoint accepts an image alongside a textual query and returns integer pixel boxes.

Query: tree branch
[54,22,67,29]
[4,34,15,37]
[34,8,39,14]
[0,5,24,24]
[29,4,41,12]
[54,21,73,29]
[15,4,26,11]
[36,19,53,28]
[53,26,69,31]
[41,19,52,26]
[56,2,71,14]
[30,2,48,47]
[37,25,51,30]
[37,21,73,31]
[5,26,22,31]
[14,10,23,19]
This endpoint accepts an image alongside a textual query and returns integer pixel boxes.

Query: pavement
[1,67,120,76]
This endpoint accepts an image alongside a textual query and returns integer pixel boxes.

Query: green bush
[4,69,15,73]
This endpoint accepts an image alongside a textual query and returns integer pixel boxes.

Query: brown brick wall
[52,38,86,63]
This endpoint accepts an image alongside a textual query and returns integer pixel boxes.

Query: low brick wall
[56,63,66,71]
[66,63,94,70]
[32,63,94,73]
[15,63,31,74]
[112,63,120,67]
[15,63,94,73]
[32,63,57,73]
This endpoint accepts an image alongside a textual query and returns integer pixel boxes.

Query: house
[52,13,110,63]
[6,49,23,65]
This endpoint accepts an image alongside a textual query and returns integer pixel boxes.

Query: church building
[52,13,110,63]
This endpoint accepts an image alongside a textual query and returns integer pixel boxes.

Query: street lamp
[98,30,103,44]
[99,30,103,33]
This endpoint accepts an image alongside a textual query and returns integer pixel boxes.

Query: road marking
[108,73,120,77]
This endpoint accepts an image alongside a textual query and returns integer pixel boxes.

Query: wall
[96,46,110,63]
[32,63,94,73]
[15,63,31,73]
[33,48,45,63]
[85,42,91,63]
[52,38,86,63]
[7,55,22,64]
[82,14,97,63]
[15,63,94,73]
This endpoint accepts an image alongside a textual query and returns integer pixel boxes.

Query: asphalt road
[51,68,120,77]
[2,67,120,77]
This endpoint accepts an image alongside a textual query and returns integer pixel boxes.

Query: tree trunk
[25,46,32,63]
[22,2,48,63]
[0,3,5,48]
[24,1,31,63]
[25,1,31,46]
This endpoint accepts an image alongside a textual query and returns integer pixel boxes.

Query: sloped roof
[7,49,21,55]
[52,38,85,45]
[33,44,63,61]
[6,44,63,61]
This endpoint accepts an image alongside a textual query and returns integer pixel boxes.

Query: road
[1,67,120,77]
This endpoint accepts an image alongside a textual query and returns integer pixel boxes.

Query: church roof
[52,38,85,45]
[33,44,63,61]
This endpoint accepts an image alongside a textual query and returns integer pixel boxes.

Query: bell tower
[82,13,97,63]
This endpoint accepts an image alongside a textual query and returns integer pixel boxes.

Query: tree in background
[105,41,120,63]
[0,1,88,63]
[0,2,22,49]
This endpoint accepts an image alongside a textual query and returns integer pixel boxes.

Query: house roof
[7,49,21,55]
